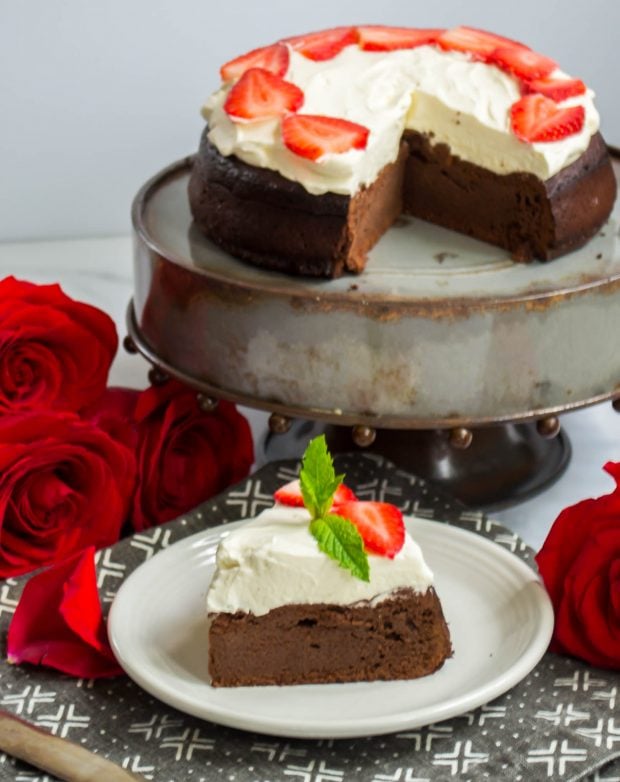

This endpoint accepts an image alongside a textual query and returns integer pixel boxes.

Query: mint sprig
[300,435,369,582]
[299,434,343,518]
[310,515,370,582]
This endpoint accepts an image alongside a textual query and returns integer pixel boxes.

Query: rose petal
[611,558,620,620]
[554,568,619,668]
[569,529,620,657]
[604,461,620,487]
[7,546,123,678]
[83,387,140,450]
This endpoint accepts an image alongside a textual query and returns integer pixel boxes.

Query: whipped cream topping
[203,43,599,195]
[206,505,434,616]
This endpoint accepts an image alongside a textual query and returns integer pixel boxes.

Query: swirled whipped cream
[206,504,433,616]
[203,44,599,196]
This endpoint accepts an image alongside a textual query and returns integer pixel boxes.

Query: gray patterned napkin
[1,454,619,782]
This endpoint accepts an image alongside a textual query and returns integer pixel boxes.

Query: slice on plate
[206,436,452,686]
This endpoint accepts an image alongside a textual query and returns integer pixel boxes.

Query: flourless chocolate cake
[190,129,615,277]
[189,25,616,278]
[206,437,452,687]
[209,588,451,687]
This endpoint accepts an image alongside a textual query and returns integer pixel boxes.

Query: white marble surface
[2,235,620,552]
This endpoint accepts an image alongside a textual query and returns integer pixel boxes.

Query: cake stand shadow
[127,154,620,510]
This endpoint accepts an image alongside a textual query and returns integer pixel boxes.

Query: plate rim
[108,516,554,739]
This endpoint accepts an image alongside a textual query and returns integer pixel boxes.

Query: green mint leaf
[299,435,344,519]
[310,514,370,582]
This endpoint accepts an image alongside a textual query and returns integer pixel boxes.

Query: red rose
[91,381,253,530]
[0,276,117,413]
[84,386,140,451]
[0,412,136,578]
[536,462,620,669]
[7,547,123,678]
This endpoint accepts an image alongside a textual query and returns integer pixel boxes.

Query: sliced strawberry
[523,77,586,102]
[334,484,358,506]
[510,94,585,142]
[220,43,289,83]
[224,68,304,121]
[273,480,305,506]
[358,26,443,52]
[285,26,358,61]
[282,114,369,160]
[338,501,405,558]
[437,26,525,59]
[274,479,357,508]
[490,46,556,81]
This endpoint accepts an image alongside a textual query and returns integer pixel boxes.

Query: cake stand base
[262,421,571,510]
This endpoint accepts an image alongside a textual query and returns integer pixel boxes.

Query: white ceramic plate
[108,517,554,739]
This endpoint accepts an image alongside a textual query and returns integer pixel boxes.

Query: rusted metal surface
[131,156,620,428]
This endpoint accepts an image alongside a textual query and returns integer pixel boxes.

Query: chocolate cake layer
[188,128,616,278]
[403,131,616,262]
[208,588,452,687]
[188,128,406,277]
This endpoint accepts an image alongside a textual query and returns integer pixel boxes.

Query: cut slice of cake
[206,437,452,687]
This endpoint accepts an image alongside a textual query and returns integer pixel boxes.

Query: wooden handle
[0,711,147,782]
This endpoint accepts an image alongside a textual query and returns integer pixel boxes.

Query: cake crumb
[434,251,458,263]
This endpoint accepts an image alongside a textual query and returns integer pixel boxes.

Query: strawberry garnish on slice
[437,26,525,59]
[282,114,369,160]
[224,68,304,121]
[220,43,289,83]
[358,26,443,52]
[274,479,357,508]
[332,484,358,506]
[523,77,586,102]
[510,94,585,142]
[338,501,405,559]
[490,46,557,81]
[285,26,358,61]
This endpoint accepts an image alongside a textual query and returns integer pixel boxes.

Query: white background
[1,0,618,242]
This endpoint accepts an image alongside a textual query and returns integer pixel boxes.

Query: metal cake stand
[126,155,620,508]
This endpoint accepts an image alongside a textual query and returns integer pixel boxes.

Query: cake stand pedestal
[127,155,620,509]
